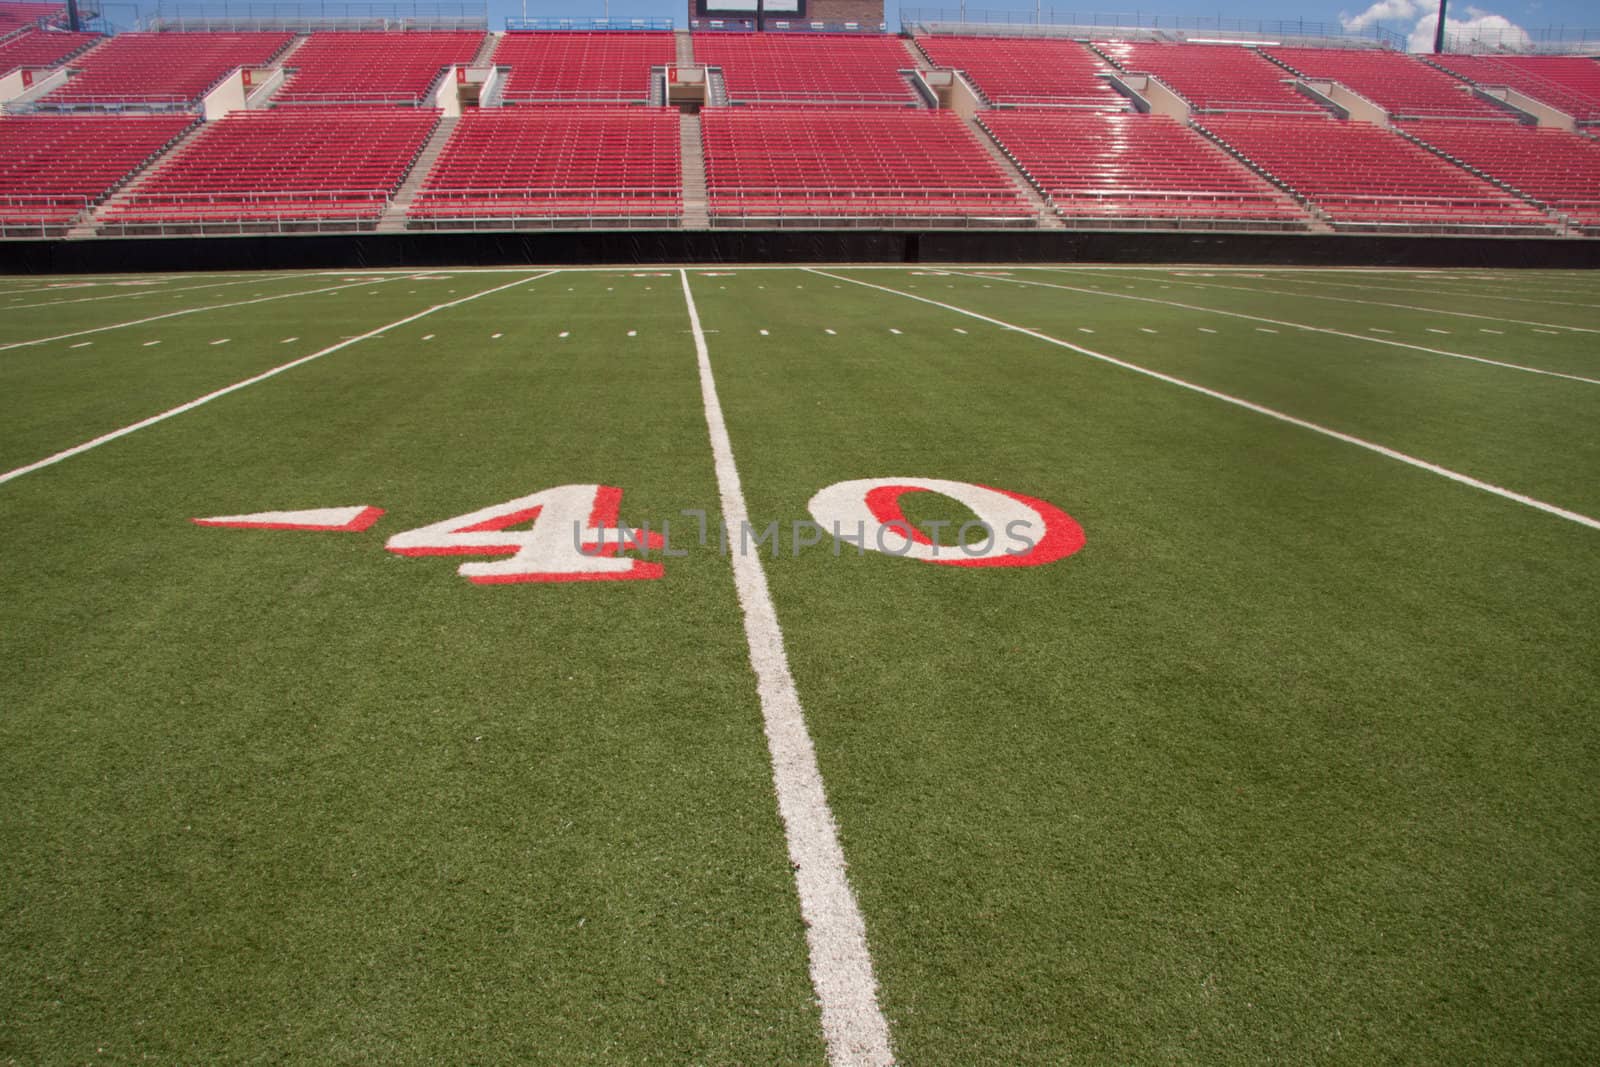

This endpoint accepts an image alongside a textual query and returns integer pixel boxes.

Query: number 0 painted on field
[806,477,1084,567]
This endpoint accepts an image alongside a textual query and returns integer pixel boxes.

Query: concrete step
[963,113,1062,229]
[679,111,709,229]
[901,36,934,72]
[675,28,694,66]
[473,32,499,67]
[76,117,208,236]
[377,113,458,233]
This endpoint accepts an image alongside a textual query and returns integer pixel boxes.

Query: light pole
[1433,0,1447,52]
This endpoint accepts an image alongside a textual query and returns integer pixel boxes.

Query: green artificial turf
[2,265,1597,1064]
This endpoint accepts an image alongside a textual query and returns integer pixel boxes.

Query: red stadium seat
[1427,54,1600,124]
[1095,41,1327,114]
[1198,114,1555,231]
[702,106,1031,221]
[914,35,1123,108]
[1261,47,1511,121]
[491,32,674,104]
[0,27,100,76]
[1403,120,1600,232]
[981,110,1309,226]
[694,33,914,105]
[41,32,292,107]
[102,108,438,228]
[273,31,485,106]
[411,107,681,223]
[0,112,192,233]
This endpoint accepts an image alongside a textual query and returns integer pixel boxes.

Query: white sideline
[0,273,552,487]
[0,276,406,353]
[967,271,1600,387]
[1059,268,1600,335]
[812,269,1600,534]
[678,269,895,1067]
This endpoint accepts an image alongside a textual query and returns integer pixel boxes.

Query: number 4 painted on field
[385,484,663,584]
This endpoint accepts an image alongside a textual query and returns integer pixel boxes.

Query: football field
[2,264,1597,1064]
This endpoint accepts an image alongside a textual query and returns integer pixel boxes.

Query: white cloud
[1407,9,1534,52]
[1341,0,1535,52]
[1340,0,1423,33]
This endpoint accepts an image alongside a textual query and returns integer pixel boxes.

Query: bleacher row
[0,20,1596,237]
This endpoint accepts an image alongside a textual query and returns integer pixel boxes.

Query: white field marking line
[1140,327,1159,334]
[143,340,161,347]
[1370,327,1394,334]
[825,328,837,335]
[1198,327,1217,334]
[811,269,1600,533]
[972,272,1600,387]
[679,269,894,1067]
[70,341,92,348]
[0,277,403,354]
[1426,328,1450,335]
[1057,268,1600,335]
[279,336,298,344]
[0,271,289,297]
[2,273,306,311]
[209,338,230,346]
[1238,271,1600,310]
[1481,329,1504,335]
[0,273,553,488]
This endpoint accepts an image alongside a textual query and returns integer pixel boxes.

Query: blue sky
[490,0,1596,47]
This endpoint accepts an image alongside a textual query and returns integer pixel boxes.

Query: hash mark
[70,341,92,348]
[279,337,298,344]
[143,340,161,347]
[1198,328,1217,334]
[209,338,230,346]
[1257,328,1279,334]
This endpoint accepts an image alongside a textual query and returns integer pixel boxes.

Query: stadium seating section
[1199,115,1553,231]
[41,32,292,107]
[914,35,1123,108]
[0,1,62,34]
[1261,47,1510,120]
[0,113,192,232]
[274,31,484,105]
[102,108,437,227]
[982,110,1307,226]
[1405,121,1600,232]
[1428,54,1600,124]
[412,107,680,222]
[1094,41,1325,114]
[491,32,674,103]
[0,26,1596,237]
[693,33,913,105]
[0,28,99,75]
[702,106,1029,220]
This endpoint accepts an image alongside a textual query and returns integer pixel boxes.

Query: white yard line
[962,271,1600,387]
[679,269,894,1067]
[812,269,1600,533]
[0,276,406,354]
[1058,268,1600,335]
[1,273,306,312]
[1235,271,1600,310]
[0,273,552,487]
